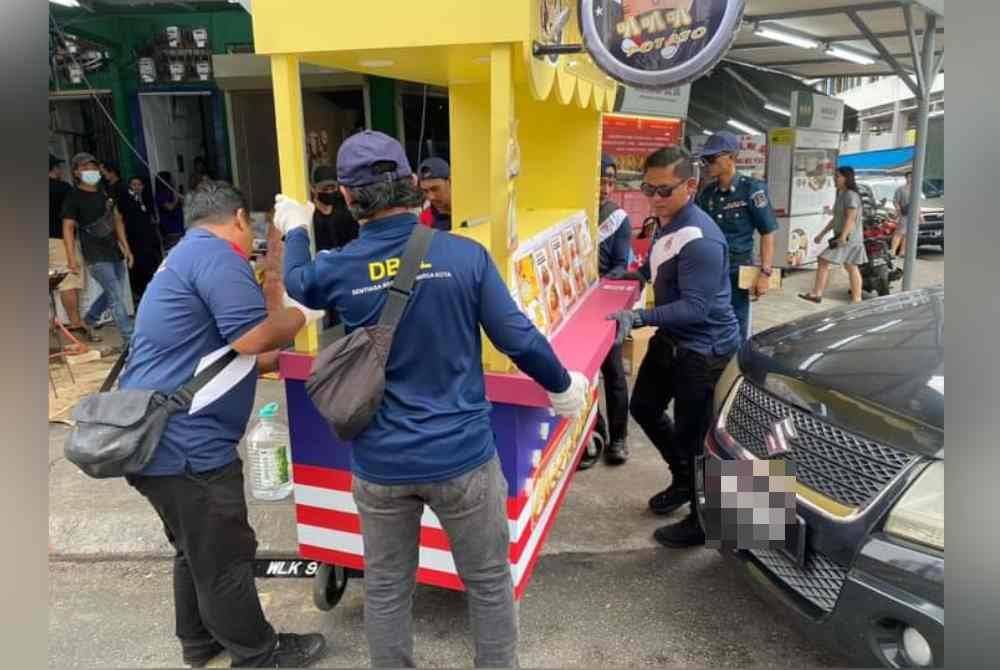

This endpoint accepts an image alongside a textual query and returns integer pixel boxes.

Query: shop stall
[250,0,641,607]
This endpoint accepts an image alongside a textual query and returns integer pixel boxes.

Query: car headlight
[885,461,943,551]
[713,354,741,414]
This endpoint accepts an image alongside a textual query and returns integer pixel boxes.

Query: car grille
[922,211,943,225]
[724,381,916,509]
[748,548,848,613]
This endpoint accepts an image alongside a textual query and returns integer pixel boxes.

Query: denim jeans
[85,260,133,341]
[352,454,518,668]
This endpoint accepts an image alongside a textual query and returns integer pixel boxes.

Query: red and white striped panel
[293,402,598,598]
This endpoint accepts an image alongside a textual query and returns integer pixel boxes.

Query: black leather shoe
[604,438,629,465]
[648,484,691,516]
[653,513,706,548]
[271,633,327,668]
[183,640,225,668]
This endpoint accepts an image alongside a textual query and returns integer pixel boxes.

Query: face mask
[80,170,101,186]
[317,192,339,206]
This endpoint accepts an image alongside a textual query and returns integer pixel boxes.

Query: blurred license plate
[871,257,885,266]
[779,515,807,568]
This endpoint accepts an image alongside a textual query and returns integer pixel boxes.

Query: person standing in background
[696,132,778,342]
[155,171,185,250]
[49,155,99,342]
[310,164,359,252]
[417,157,453,231]
[891,171,920,258]
[100,161,128,213]
[595,154,632,465]
[121,176,163,307]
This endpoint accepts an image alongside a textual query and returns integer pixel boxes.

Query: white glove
[273,194,314,236]
[548,371,589,418]
[283,293,325,325]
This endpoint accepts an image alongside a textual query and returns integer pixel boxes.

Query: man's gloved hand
[548,371,589,418]
[607,309,644,347]
[283,293,325,325]
[606,268,646,284]
[273,194,315,236]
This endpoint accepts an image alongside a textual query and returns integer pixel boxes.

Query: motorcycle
[857,186,903,297]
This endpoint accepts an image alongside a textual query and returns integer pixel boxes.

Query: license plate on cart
[254,559,322,578]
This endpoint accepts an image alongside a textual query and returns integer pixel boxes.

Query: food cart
[249,0,640,608]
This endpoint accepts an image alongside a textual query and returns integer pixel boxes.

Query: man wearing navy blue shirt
[696,131,778,341]
[121,181,328,668]
[275,130,588,668]
[596,154,633,465]
[609,146,740,548]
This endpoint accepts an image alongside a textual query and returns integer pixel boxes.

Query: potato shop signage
[579,0,746,89]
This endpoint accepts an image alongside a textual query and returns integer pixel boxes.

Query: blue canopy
[838,146,915,171]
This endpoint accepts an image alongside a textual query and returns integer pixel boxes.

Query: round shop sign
[579,0,746,89]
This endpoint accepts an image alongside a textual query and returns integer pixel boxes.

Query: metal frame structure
[731,1,943,289]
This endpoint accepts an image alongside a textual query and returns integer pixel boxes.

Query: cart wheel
[313,563,348,611]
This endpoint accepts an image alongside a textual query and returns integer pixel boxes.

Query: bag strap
[99,346,131,393]
[378,224,435,328]
[170,349,241,408]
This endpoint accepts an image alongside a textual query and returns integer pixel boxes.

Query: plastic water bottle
[247,402,293,501]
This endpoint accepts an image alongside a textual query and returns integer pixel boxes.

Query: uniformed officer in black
[696,131,778,342]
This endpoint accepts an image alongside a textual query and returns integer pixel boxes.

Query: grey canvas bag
[64,347,238,478]
[305,224,434,441]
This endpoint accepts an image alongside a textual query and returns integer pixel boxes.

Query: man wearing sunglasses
[696,131,778,342]
[608,146,740,548]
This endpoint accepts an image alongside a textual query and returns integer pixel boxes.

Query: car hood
[740,288,944,455]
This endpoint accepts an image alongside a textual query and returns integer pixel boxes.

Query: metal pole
[901,14,937,292]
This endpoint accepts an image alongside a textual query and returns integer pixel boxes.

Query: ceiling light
[702,129,714,136]
[727,119,762,135]
[824,44,876,66]
[50,0,81,6]
[753,23,820,50]
[358,59,395,69]
[764,103,790,117]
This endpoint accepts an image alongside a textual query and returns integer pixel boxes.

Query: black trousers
[128,459,278,667]
[600,342,629,443]
[629,332,731,499]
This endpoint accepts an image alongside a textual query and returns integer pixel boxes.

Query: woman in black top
[122,176,163,307]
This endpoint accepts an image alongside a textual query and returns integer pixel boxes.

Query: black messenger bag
[305,224,434,441]
[64,348,239,478]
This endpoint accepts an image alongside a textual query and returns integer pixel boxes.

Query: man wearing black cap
[275,130,588,668]
[417,156,452,231]
[696,131,778,342]
[310,164,359,252]
[595,154,633,465]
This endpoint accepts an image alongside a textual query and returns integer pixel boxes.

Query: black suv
[696,288,944,668]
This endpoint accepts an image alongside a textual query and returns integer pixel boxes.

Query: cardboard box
[738,265,783,290]
[622,326,655,376]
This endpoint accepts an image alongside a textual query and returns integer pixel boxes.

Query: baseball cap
[50,154,65,170]
[311,164,338,188]
[600,153,617,175]
[71,152,98,171]
[417,157,450,181]
[698,131,740,158]
[336,130,413,187]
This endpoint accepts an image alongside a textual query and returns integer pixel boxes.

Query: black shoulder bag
[305,224,435,441]
[64,347,239,478]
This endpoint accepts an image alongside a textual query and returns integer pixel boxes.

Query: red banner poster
[601,113,683,265]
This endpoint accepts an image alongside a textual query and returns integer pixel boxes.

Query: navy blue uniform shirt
[638,202,740,358]
[696,174,778,265]
[284,213,570,486]
[120,228,268,475]
[597,199,632,277]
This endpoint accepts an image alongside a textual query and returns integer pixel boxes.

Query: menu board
[510,211,598,337]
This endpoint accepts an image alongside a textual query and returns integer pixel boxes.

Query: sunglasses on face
[640,180,686,198]
[701,153,728,166]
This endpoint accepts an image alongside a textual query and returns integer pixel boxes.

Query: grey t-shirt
[832,189,863,242]
[894,184,911,214]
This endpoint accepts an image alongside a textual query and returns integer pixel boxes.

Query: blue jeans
[85,260,134,341]
[729,269,751,342]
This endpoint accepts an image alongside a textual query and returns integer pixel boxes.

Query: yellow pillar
[489,44,514,281]
[270,54,319,354]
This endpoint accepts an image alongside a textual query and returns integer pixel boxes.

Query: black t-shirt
[61,188,123,264]
[120,190,160,252]
[49,178,72,239]
[313,199,359,252]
